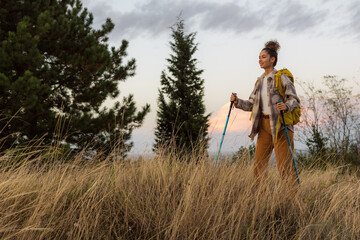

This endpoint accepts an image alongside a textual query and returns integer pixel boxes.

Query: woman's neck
[264,67,274,76]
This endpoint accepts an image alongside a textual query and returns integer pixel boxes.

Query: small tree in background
[231,144,256,165]
[298,81,329,158]
[0,0,150,157]
[322,76,359,156]
[154,18,210,157]
[298,77,360,167]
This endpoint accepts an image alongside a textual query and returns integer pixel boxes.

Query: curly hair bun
[265,40,280,53]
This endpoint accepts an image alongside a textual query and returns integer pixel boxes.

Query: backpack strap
[275,118,281,144]
[275,68,294,100]
[249,79,259,121]
[274,68,294,144]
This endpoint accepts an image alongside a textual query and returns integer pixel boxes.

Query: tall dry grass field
[0,148,359,239]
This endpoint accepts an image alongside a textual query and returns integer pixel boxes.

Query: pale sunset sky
[82,0,360,155]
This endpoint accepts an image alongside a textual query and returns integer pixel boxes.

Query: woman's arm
[281,74,300,112]
[234,83,258,112]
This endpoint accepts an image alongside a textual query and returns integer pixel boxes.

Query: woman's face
[259,50,275,69]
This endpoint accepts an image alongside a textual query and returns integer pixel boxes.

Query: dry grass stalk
[0,148,358,239]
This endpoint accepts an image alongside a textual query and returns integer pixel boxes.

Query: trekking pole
[277,100,301,186]
[214,95,235,168]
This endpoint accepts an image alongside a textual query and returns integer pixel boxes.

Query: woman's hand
[276,101,288,112]
[230,93,238,105]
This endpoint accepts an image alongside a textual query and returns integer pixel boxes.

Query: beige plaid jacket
[235,69,300,142]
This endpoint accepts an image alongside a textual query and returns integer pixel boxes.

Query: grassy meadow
[0,146,359,239]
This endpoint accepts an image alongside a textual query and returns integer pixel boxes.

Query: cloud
[320,0,360,40]
[208,102,252,133]
[102,0,265,39]
[273,2,327,33]
[347,2,360,39]
[83,0,355,40]
[197,2,264,34]
[84,0,264,39]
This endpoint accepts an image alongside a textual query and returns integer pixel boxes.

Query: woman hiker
[230,40,300,187]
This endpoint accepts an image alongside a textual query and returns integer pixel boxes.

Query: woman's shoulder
[276,69,294,81]
[280,73,293,85]
[254,76,263,88]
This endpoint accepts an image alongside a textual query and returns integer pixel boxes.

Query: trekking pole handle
[230,92,237,106]
[276,100,286,120]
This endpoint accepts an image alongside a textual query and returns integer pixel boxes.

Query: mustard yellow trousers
[253,116,297,186]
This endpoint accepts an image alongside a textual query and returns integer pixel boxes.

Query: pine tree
[154,19,210,157]
[0,0,150,156]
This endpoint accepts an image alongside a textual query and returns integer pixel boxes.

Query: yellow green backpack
[250,68,301,143]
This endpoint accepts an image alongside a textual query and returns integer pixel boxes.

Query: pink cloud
[208,102,252,133]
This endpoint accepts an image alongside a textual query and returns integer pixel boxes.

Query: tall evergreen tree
[154,19,210,156]
[0,0,150,156]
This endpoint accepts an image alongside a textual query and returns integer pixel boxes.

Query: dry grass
[0,148,359,239]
